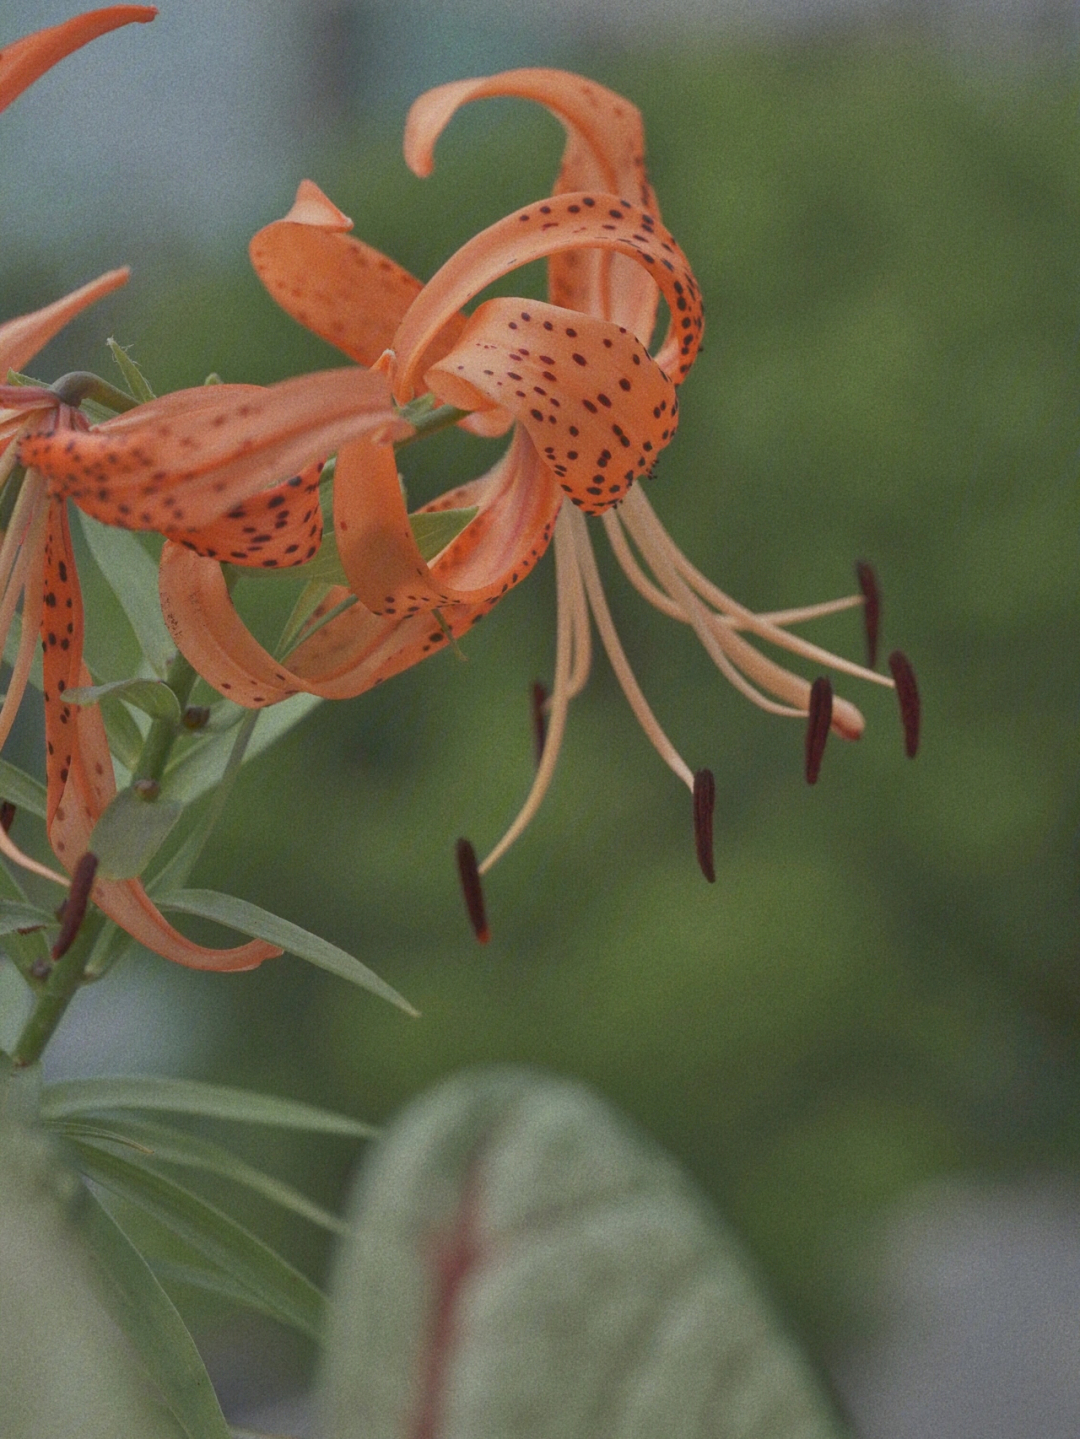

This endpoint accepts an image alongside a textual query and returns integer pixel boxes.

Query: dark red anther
[856,561,880,670]
[888,650,920,758]
[692,769,716,883]
[51,851,99,960]
[455,839,490,944]
[805,676,833,785]
[182,705,211,731]
[531,682,548,767]
[0,801,15,834]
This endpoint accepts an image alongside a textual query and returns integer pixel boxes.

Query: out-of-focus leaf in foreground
[0,1090,181,1439]
[324,1067,850,1439]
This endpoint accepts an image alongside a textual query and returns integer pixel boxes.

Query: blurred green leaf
[65,676,183,723]
[0,1106,179,1439]
[70,1138,326,1341]
[76,1189,232,1439]
[90,786,185,880]
[157,888,418,1014]
[78,513,175,678]
[55,1113,348,1234]
[409,506,478,560]
[99,691,148,770]
[325,1068,850,1438]
[0,899,54,935]
[0,759,46,818]
[40,1074,377,1136]
[162,693,321,805]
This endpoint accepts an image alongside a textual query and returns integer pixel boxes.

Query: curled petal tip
[692,769,716,883]
[456,838,490,943]
[856,560,880,670]
[52,850,99,960]
[805,675,833,785]
[888,650,920,758]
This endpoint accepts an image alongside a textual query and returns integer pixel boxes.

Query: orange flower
[0,5,156,115]
[27,71,917,933]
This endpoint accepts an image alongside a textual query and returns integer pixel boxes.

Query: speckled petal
[389,193,703,402]
[428,298,677,515]
[0,269,129,376]
[404,67,657,331]
[251,180,446,368]
[0,6,155,114]
[166,459,324,569]
[21,368,409,533]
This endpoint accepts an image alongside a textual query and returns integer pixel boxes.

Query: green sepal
[89,786,185,880]
[64,677,183,724]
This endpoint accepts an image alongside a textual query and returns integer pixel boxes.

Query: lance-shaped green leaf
[162,692,321,806]
[156,889,418,1015]
[40,1074,377,1137]
[107,337,156,404]
[78,513,175,678]
[0,758,46,818]
[324,1068,852,1439]
[0,1111,179,1439]
[89,786,184,881]
[54,1113,348,1234]
[69,1139,326,1342]
[75,1189,232,1439]
[0,898,54,935]
[64,677,183,724]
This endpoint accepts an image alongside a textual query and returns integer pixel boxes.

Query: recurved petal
[427,298,678,515]
[0,6,155,114]
[333,436,446,616]
[21,368,411,532]
[250,180,452,368]
[0,269,129,376]
[389,193,703,401]
[166,458,324,568]
[405,69,651,203]
[404,68,659,332]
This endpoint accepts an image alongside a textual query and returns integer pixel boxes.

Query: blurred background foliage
[3,14,1078,1403]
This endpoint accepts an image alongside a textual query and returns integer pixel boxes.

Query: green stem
[394,400,468,449]
[132,650,199,785]
[10,915,104,1068]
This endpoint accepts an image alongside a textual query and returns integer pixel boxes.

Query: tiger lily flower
[0,5,156,115]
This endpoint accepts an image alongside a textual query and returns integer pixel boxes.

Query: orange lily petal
[40,499,277,970]
[168,458,324,568]
[404,67,658,332]
[159,430,562,703]
[0,268,129,376]
[426,297,678,515]
[388,193,703,402]
[21,368,410,532]
[0,6,155,114]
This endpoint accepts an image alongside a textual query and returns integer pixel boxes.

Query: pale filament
[479,506,587,874]
[621,487,892,690]
[618,486,868,735]
[566,502,695,792]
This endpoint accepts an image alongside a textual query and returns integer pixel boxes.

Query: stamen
[52,851,99,960]
[0,801,14,834]
[455,838,490,943]
[856,561,880,670]
[888,650,920,758]
[805,676,833,785]
[692,769,716,883]
[531,681,548,766]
